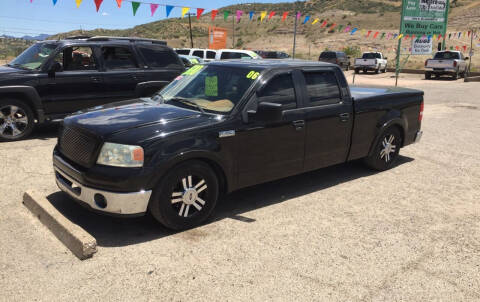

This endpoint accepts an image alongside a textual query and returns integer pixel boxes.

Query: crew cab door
[37,45,105,114]
[235,70,306,188]
[300,68,353,171]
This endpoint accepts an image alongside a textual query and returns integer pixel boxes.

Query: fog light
[94,194,107,209]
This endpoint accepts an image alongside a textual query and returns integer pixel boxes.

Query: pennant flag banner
[131,2,140,16]
[211,9,218,21]
[52,0,57,5]
[337,25,344,32]
[373,31,379,39]
[236,10,243,22]
[196,8,204,19]
[380,32,386,39]
[224,10,230,21]
[350,28,358,35]
[181,7,189,18]
[150,4,159,16]
[344,26,351,33]
[312,18,319,25]
[268,11,275,20]
[75,0,82,8]
[166,5,174,17]
[249,11,254,20]
[260,11,267,22]
[281,12,288,22]
[329,23,337,30]
[303,16,310,24]
[94,0,103,12]
[366,30,372,37]
[116,0,122,8]
[321,21,328,28]
[296,12,301,20]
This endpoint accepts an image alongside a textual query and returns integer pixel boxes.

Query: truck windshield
[434,52,460,60]
[157,65,261,114]
[8,42,58,70]
[362,53,381,59]
[320,52,336,59]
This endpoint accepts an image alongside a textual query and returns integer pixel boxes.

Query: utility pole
[232,15,235,48]
[293,13,297,59]
[186,13,195,48]
[466,28,474,79]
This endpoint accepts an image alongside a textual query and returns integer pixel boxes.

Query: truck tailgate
[426,60,454,69]
[355,59,376,66]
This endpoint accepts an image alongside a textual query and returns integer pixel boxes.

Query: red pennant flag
[438,34,442,40]
[405,34,410,39]
[463,45,467,52]
[328,23,336,30]
[197,8,204,19]
[281,11,288,21]
[373,31,379,38]
[455,46,459,50]
[116,0,122,8]
[320,21,327,28]
[94,0,103,12]
[268,11,276,20]
[366,30,372,37]
[211,9,218,21]
[468,31,471,37]
[411,34,416,41]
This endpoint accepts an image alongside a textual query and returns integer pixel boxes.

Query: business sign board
[400,0,449,36]
[411,37,433,55]
[208,27,227,50]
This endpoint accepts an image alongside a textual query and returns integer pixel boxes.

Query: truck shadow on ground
[46,156,414,248]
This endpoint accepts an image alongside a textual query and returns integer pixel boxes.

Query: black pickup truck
[53,60,423,230]
[0,36,183,141]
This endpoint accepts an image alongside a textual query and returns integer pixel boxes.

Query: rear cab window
[434,52,460,60]
[320,52,336,59]
[303,71,341,106]
[192,50,204,58]
[137,45,181,68]
[175,49,190,55]
[206,51,216,59]
[101,46,139,70]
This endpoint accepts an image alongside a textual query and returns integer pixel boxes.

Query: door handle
[339,113,350,122]
[90,76,102,83]
[292,120,305,131]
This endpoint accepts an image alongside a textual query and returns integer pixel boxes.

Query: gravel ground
[1,72,479,301]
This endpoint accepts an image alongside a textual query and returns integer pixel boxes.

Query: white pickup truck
[354,52,388,74]
[425,51,468,80]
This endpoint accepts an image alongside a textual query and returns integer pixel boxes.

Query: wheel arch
[368,113,407,157]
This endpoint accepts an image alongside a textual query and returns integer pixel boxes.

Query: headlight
[97,143,144,167]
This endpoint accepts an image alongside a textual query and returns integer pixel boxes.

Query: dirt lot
[1,72,479,301]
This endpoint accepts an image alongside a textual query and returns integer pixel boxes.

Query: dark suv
[318,51,351,70]
[0,36,184,141]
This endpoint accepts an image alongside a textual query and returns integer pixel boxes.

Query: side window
[303,71,341,106]
[206,51,216,59]
[192,50,204,58]
[221,52,241,60]
[101,46,138,70]
[54,46,97,71]
[137,46,180,68]
[240,52,253,59]
[258,73,296,109]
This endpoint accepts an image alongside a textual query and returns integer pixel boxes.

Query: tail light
[453,61,458,67]
[419,101,424,122]
[425,60,429,67]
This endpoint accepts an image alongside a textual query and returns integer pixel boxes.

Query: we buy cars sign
[400,0,449,36]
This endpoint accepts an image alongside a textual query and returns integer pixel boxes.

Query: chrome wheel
[171,175,208,218]
[380,135,396,163]
[0,105,29,138]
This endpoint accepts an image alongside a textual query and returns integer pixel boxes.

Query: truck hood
[0,65,24,76]
[64,98,219,140]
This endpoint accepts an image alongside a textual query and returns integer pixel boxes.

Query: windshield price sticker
[246,71,260,80]
[205,76,218,97]
[183,65,203,76]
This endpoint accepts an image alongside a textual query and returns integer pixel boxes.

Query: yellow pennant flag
[361,29,366,35]
[312,18,319,25]
[433,34,437,40]
[260,11,267,22]
[397,34,404,40]
[75,0,82,8]
[181,7,190,18]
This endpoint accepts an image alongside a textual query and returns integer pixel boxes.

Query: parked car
[0,36,184,141]
[354,52,388,74]
[318,51,351,70]
[174,48,217,62]
[53,60,423,230]
[215,49,261,60]
[178,55,203,68]
[254,50,290,59]
[425,51,468,80]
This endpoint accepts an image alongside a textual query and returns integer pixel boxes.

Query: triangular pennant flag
[393,33,399,39]
[166,5,174,17]
[302,16,310,24]
[260,11,267,22]
[52,0,57,5]
[281,11,288,22]
[458,32,461,38]
[438,34,442,40]
[455,46,459,50]
[181,7,189,18]
[196,8,204,20]
[432,34,436,40]
[116,0,122,8]
[224,10,230,21]
[344,26,351,33]
[373,31,379,38]
[329,23,337,30]
[337,25,344,32]
[366,30,372,37]
[268,11,275,20]
[296,12,301,20]
[360,29,366,36]
[411,34,416,41]
[150,4,159,16]
[131,2,140,16]
[94,0,103,12]
[320,21,327,28]
[236,10,243,22]
[312,19,319,25]
[449,33,452,39]
[380,32,385,39]
[350,28,358,35]
[249,11,254,20]
[463,45,467,52]
[75,0,82,8]
[211,9,218,21]
[405,34,410,39]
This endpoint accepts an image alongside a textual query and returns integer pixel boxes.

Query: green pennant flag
[380,32,385,39]
[224,10,230,21]
[131,2,140,16]
[337,25,344,32]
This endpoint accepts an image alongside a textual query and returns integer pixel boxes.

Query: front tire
[149,160,219,230]
[364,127,402,171]
[0,99,35,141]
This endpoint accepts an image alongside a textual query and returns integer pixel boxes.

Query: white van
[174,48,217,62]
[215,49,260,60]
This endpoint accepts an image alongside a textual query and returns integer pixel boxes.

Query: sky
[0,0,299,37]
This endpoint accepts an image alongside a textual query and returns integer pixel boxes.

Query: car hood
[64,98,221,140]
[0,65,23,76]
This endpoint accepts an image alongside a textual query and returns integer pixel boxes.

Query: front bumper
[54,166,152,216]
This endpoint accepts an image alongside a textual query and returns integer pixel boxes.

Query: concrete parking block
[22,190,97,260]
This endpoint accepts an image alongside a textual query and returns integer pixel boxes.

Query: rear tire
[375,67,380,74]
[364,127,402,171]
[0,99,35,141]
[346,63,350,71]
[355,68,359,74]
[148,160,219,231]
[452,71,458,80]
[425,72,432,80]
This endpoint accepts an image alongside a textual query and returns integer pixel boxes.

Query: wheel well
[390,124,405,147]
[0,92,38,119]
[194,158,228,197]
